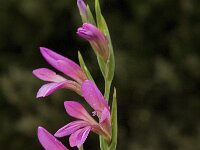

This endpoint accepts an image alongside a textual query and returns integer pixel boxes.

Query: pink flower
[54,80,111,148]
[38,126,68,150]
[33,47,87,98]
[77,23,109,61]
[82,80,111,135]
[40,47,86,84]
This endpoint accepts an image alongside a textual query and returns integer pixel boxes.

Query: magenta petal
[77,23,102,40]
[64,101,95,123]
[82,80,109,113]
[37,82,66,98]
[100,107,110,123]
[37,126,68,150]
[33,68,66,82]
[69,126,91,148]
[77,27,94,40]
[40,47,71,66]
[40,47,86,83]
[54,120,89,137]
[56,60,86,84]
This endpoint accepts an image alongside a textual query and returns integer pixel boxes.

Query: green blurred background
[0,0,200,149]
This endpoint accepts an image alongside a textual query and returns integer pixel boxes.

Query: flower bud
[77,23,109,61]
[77,0,87,22]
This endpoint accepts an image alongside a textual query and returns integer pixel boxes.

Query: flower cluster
[33,0,117,150]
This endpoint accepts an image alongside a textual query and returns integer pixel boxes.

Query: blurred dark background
[0,0,200,149]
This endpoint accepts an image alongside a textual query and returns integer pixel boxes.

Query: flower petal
[100,107,110,123]
[69,126,91,148]
[56,60,86,84]
[37,126,68,150]
[64,101,95,123]
[36,82,66,98]
[40,47,86,83]
[54,120,89,137]
[33,68,66,82]
[82,80,109,113]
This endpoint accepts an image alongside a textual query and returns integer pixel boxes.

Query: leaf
[97,55,106,78]
[95,0,115,82]
[109,88,118,150]
[95,0,110,38]
[86,5,96,25]
[78,51,94,82]
[95,0,103,30]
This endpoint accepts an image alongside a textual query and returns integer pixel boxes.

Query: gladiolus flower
[38,126,68,150]
[82,80,109,118]
[40,47,87,84]
[54,80,111,148]
[82,80,111,133]
[77,23,109,61]
[33,68,82,98]
[33,47,87,98]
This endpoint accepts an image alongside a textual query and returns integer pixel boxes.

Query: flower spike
[33,0,117,149]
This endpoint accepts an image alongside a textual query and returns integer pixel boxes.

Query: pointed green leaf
[109,88,117,150]
[101,17,115,82]
[89,43,106,78]
[95,0,103,30]
[97,55,106,78]
[78,51,94,82]
[95,0,110,37]
[86,5,96,25]
[100,14,110,38]
[95,0,115,82]
[106,48,115,82]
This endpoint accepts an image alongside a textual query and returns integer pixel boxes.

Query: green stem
[99,68,112,150]
[104,80,111,101]
[100,136,109,150]
[79,146,84,150]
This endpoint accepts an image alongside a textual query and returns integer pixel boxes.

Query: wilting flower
[54,80,111,148]
[77,23,109,61]
[33,47,87,98]
[38,126,68,150]
[77,0,87,22]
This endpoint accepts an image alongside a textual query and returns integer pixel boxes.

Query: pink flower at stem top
[33,47,87,98]
[77,23,109,61]
[54,80,111,148]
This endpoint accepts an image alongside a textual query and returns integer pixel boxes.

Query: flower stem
[104,80,111,101]
[99,67,112,150]
[79,146,84,150]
